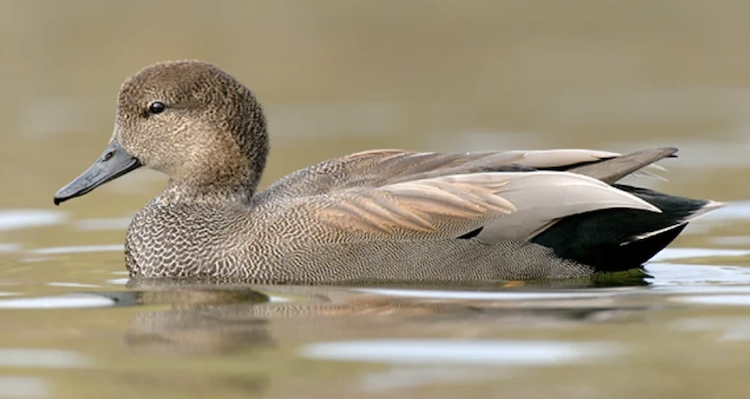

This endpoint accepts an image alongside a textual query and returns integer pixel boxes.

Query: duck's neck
[158,176,257,206]
[157,155,266,206]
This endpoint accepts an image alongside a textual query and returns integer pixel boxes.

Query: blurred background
[2,1,750,398]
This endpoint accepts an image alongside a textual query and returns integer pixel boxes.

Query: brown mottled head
[54,60,269,205]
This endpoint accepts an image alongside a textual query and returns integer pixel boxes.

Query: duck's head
[54,60,269,205]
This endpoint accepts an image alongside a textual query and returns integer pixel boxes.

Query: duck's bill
[53,139,141,205]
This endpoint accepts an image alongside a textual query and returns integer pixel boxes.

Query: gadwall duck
[53,60,722,283]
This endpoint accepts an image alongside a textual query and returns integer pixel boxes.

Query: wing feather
[314,171,659,240]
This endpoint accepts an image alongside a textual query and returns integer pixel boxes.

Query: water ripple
[0,348,90,368]
[0,294,117,309]
[302,339,619,366]
[28,245,123,255]
[0,210,67,231]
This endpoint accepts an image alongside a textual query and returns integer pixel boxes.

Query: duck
[53,60,723,283]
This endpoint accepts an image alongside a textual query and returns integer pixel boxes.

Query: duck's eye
[148,101,166,115]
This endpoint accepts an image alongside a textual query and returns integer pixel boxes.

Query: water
[3,0,750,398]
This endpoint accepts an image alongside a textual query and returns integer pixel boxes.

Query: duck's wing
[256,147,676,202]
[297,170,660,243]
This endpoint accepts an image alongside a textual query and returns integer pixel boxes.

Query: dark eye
[148,101,166,115]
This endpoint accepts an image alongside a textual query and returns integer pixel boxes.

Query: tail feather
[566,147,677,184]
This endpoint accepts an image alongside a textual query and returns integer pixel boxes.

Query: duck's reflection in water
[120,277,653,356]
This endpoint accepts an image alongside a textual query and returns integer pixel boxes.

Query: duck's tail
[531,187,722,272]
[529,146,724,273]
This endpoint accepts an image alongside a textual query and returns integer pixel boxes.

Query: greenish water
[2,1,750,398]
